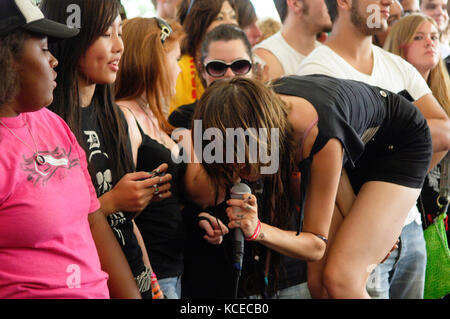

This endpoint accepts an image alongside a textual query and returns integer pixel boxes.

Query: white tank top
[254,31,319,76]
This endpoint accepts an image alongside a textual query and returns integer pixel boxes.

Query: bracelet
[150,272,164,299]
[246,220,261,241]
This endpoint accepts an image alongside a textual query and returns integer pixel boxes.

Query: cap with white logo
[0,0,79,38]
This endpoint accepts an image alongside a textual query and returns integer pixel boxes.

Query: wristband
[150,272,164,299]
[246,220,261,241]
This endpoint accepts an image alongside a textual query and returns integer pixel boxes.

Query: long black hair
[40,0,133,184]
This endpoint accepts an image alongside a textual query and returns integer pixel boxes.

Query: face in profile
[350,0,392,35]
[374,0,403,46]
[202,39,253,87]
[303,0,333,33]
[166,41,182,97]
[78,15,124,85]
[15,36,58,113]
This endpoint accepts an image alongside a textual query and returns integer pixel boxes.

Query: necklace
[0,118,46,165]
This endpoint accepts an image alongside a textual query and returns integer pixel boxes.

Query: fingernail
[158,194,163,198]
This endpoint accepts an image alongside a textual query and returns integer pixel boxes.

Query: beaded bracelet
[246,220,261,241]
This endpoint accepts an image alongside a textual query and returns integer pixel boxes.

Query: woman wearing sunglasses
[169,24,253,130]
[169,0,239,115]
[170,24,311,299]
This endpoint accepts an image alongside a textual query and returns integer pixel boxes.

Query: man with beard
[253,0,332,80]
[297,0,450,299]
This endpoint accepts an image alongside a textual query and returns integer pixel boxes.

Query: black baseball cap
[0,0,79,38]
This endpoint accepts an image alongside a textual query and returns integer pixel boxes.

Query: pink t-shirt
[0,108,109,299]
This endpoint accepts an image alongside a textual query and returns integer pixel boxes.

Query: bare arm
[253,48,285,80]
[88,209,141,299]
[226,139,343,261]
[132,220,151,269]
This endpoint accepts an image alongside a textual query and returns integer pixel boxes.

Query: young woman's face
[206,1,238,33]
[166,41,182,97]
[78,15,124,85]
[202,39,253,87]
[404,21,440,77]
[13,36,58,114]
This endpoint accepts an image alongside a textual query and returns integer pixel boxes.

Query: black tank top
[132,119,187,279]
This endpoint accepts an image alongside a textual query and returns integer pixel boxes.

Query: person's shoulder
[302,44,331,60]
[32,107,68,129]
[373,45,414,70]
[254,31,281,50]
[297,46,340,76]
[168,101,197,129]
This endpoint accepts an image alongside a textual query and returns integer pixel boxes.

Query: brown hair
[0,30,31,107]
[384,14,450,116]
[115,17,184,135]
[192,77,296,230]
[178,0,237,58]
[231,0,257,29]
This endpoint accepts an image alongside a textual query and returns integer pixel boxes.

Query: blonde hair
[257,17,281,41]
[384,14,450,116]
[115,17,185,134]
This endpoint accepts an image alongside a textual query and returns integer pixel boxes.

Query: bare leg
[307,170,355,298]
[307,204,343,298]
[322,181,421,298]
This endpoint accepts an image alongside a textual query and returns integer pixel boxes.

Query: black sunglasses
[204,59,252,77]
[155,17,172,44]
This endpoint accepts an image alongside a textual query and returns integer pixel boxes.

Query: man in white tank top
[253,0,331,80]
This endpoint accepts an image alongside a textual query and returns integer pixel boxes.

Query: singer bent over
[191,75,449,298]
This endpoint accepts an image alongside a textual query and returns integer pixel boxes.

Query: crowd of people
[0,0,449,300]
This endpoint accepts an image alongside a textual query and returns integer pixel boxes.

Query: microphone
[230,182,251,298]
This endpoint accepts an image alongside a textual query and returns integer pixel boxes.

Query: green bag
[423,213,450,299]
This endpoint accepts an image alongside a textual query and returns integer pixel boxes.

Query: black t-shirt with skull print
[81,101,146,279]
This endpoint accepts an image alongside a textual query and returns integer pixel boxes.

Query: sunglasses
[155,17,172,44]
[204,59,252,77]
